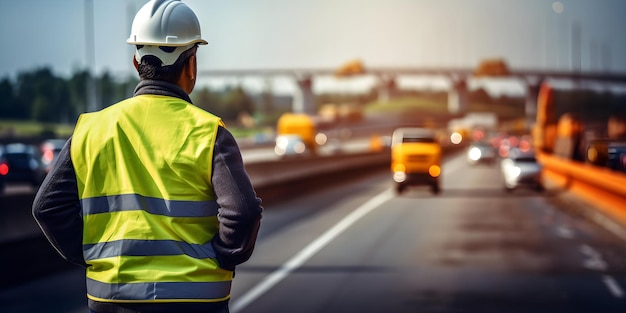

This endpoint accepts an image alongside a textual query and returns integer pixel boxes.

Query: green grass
[0,120,75,138]
[364,97,449,115]
[364,97,525,120]
[0,119,262,140]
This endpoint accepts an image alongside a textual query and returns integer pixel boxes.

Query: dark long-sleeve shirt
[32,80,262,312]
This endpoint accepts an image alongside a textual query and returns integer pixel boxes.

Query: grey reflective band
[87,278,231,301]
[83,239,217,261]
[82,194,219,217]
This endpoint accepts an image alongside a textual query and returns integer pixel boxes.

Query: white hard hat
[127,0,208,66]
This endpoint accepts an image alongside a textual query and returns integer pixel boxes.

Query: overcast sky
[1,0,625,94]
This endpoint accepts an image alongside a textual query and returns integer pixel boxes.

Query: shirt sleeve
[31,137,88,268]
[211,126,263,271]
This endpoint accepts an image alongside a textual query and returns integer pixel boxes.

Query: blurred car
[0,143,46,193]
[586,139,626,173]
[500,149,543,192]
[391,127,442,194]
[606,142,626,173]
[274,134,312,158]
[40,138,67,174]
[466,141,497,165]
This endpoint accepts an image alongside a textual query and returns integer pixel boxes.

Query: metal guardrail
[539,153,626,230]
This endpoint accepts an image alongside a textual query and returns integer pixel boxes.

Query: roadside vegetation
[4,66,622,142]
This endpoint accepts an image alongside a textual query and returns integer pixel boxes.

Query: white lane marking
[231,188,394,313]
[579,244,608,271]
[556,226,575,239]
[442,155,467,176]
[603,275,625,298]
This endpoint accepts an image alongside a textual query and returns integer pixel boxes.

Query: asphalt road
[2,152,626,313]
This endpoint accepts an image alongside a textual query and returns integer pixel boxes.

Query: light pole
[552,1,564,70]
[85,0,97,112]
[571,20,581,74]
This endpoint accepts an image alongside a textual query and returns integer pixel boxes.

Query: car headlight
[274,146,286,156]
[393,171,407,183]
[507,166,522,178]
[468,147,481,161]
[293,142,306,154]
[315,133,327,145]
[450,132,463,145]
[393,164,406,173]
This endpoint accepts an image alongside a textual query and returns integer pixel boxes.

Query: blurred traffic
[466,140,497,165]
[0,143,46,194]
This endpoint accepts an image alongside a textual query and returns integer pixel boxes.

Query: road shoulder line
[231,188,394,313]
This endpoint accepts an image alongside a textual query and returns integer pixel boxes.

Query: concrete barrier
[247,151,390,204]
[0,151,391,244]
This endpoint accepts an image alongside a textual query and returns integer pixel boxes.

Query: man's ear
[186,55,196,80]
[133,56,139,71]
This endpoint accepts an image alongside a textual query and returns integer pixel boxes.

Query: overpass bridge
[197,66,626,128]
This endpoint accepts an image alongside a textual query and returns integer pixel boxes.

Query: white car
[467,141,497,165]
[274,135,311,158]
[500,149,544,192]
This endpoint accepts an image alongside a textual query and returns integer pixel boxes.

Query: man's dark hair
[136,45,197,83]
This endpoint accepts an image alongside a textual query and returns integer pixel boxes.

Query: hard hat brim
[127,38,208,46]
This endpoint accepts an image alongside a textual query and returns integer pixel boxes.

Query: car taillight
[42,149,54,163]
[0,163,8,176]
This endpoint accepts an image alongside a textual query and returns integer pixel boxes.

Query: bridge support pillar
[448,78,468,114]
[525,80,542,130]
[377,76,397,102]
[293,75,316,115]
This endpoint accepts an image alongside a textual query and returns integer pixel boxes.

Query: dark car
[586,139,626,173]
[40,138,67,174]
[0,143,46,193]
[607,142,626,172]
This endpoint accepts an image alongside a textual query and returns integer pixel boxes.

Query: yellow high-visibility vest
[71,94,232,303]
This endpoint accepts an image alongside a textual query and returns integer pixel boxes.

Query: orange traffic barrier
[539,153,626,228]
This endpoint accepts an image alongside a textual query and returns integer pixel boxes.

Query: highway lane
[2,152,626,313]
[230,153,626,313]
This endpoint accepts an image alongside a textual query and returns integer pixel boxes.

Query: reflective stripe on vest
[86,278,231,303]
[71,94,231,303]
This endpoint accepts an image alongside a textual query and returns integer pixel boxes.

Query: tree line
[0,67,261,126]
[3,67,622,130]
[1,68,136,124]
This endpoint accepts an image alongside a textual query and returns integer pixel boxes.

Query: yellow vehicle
[276,113,319,156]
[391,128,442,194]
